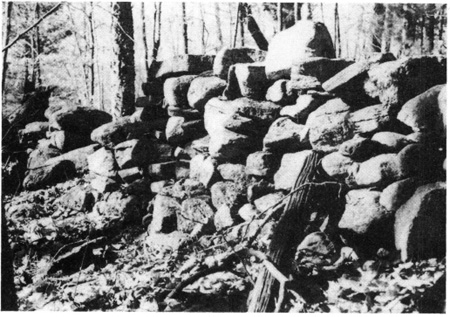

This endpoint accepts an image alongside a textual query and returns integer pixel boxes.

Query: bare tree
[182,3,188,54]
[334,3,341,57]
[152,2,161,59]
[214,3,223,50]
[382,4,393,53]
[87,2,95,105]
[110,1,135,118]
[33,2,42,86]
[141,2,149,79]
[372,3,385,52]
[2,2,13,103]
[424,3,436,54]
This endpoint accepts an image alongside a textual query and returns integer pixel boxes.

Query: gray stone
[353,154,404,187]
[88,147,117,177]
[90,175,119,193]
[238,203,259,222]
[380,178,423,212]
[171,178,208,200]
[214,205,238,230]
[217,163,247,187]
[165,116,206,145]
[18,122,50,146]
[50,106,112,135]
[279,94,326,124]
[148,194,181,234]
[274,150,314,190]
[397,84,445,133]
[254,192,284,213]
[338,189,390,235]
[145,231,189,252]
[245,151,279,178]
[27,143,61,170]
[263,117,309,153]
[189,155,220,188]
[147,161,177,181]
[46,144,99,174]
[163,75,198,108]
[48,130,93,153]
[118,167,143,184]
[178,196,215,235]
[349,104,391,134]
[167,105,203,120]
[286,75,322,92]
[371,131,411,153]
[55,187,95,213]
[247,179,275,203]
[210,181,246,210]
[339,135,382,161]
[438,84,446,129]
[306,98,352,153]
[23,160,77,191]
[223,63,269,100]
[187,76,227,111]
[213,47,266,79]
[150,180,169,194]
[208,129,258,162]
[265,80,297,105]
[394,182,446,261]
[291,57,354,83]
[365,56,446,111]
[321,152,355,180]
[265,21,335,80]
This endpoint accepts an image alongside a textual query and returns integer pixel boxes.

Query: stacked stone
[145,20,446,263]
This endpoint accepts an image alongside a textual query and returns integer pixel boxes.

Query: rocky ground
[2,20,446,312]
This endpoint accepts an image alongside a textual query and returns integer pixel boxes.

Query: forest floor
[4,177,446,312]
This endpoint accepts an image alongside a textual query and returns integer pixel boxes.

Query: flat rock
[394,182,446,261]
[338,189,390,235]
[50,106,112,135]
[213,47,266,79]
[274,150,314,191]
[305,98,352,153]
[263,117,309,153]
[187,76,226,112]
[46,144,99,174]
[364,56,446,111]
[291,57,354,82]
[349,104,391,134]
[118,167,143,184]
[265,21,335,80]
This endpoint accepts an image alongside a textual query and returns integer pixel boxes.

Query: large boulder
[339,135,383,161]
[223,63,269,100]
[263,117,309,153]
[380,177,424,212]
[338,189,390,235]
[291,57,354,83]
[149,55,215,80]
[187,76,227,112]
[274,150,313,190]
[209,129,259,162]
[48,130,93,153]
[353,154,404,187]
[91,117,163,149]
[371,131,411,153]
[305,98,353,153]
[46,144,99,174]
[321,152,355,181]
[365,56,446,112]
[265,21,335,80]
[27,142,61,170]
[213,47,266,79]
[397,84,445,134]
[163,75,198,109]
[8,87,53,128]
[50,106,112,135]
[189,155,220,188]
[394,182,446,261]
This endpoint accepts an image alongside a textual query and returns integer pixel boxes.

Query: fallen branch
[2,2,63,52]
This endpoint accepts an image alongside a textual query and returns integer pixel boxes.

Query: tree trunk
[182,3,188,54]
[277,3,282,32]
[424,3,436,54]
[34,2,42,86]
[248,152,322,312]
[88,2,95,105]
[420,14,425,54]
[199,3,206,54]
[382,4,393,53]
[244,4,268,51]
[306,3,313,20]
[233,3,241,47]
[214,3,223,50]
[334,3,341,57]
[402,4,416,55]
[2,2,13,103]
[152,2,161,59]
[438,4,446,41]
[141,2,149,80]
[240,5,245,47]
[372,3,385,53]
[111,2,135,118]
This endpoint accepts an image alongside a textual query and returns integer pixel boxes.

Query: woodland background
[2,2,447,117]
